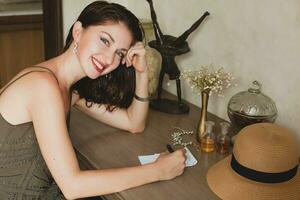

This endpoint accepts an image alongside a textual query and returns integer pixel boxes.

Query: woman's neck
[38,48,86,91]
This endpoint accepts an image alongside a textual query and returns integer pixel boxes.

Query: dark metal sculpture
[146,0,210,114]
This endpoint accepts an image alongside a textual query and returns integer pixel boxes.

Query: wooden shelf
[0,14,43,32]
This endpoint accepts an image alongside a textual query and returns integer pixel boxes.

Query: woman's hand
[123,42,147,73]
[154,149,186,181]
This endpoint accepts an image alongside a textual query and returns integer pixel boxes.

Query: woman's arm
[75,42,149,133]
[29,73,185,199]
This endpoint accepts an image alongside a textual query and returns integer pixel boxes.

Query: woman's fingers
[122,58,126,65]
[125,42,146,69]
[155,148,186,181]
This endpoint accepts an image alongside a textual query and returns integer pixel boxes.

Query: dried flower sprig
[171,127,193,147]
[181,65,235,96]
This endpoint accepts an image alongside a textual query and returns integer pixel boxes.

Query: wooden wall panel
[0,28,44,87]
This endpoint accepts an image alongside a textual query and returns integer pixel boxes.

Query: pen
[166,144,174,153]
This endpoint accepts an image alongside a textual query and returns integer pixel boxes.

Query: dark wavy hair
[65,1,144,111]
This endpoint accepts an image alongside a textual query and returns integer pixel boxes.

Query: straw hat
[207,123,300,200]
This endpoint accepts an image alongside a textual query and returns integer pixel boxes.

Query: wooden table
[69,93,236,200]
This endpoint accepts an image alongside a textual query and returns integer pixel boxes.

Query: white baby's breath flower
[181,65,236,96]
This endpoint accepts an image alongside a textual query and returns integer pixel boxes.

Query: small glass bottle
[216,122,231,154]
[200,121,215,152]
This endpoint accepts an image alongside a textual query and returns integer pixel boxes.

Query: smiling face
[73,21,133,79]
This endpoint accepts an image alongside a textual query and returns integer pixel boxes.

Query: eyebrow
[101,31,128,52]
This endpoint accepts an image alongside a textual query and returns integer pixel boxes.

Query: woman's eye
[100,37,110,46]
[117,52,125,58]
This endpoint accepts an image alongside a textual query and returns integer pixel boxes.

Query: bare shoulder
[1,69,59,95]
[13,71,62,101]
[26,72,63,109]
[0,70,63,125]
[28,72,60,94]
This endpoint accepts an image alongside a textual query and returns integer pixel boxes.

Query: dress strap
[0,66,72,129]
[0,66,59,96]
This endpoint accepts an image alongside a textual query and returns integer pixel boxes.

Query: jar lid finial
[248,80,261,94]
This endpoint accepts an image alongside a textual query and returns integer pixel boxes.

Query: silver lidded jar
[227,81,277,129]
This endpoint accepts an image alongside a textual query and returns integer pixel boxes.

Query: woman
[0,1,186,199]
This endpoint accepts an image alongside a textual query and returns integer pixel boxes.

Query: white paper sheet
[138,147,197,167]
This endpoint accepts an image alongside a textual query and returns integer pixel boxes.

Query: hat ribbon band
[231,154,298,183]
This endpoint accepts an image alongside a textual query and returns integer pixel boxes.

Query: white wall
[62,0,300,142]
[62,0,129,42]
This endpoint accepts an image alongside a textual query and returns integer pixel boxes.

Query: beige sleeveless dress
[0,66,67,199]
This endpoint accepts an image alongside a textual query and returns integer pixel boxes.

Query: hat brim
[207,155,300,200]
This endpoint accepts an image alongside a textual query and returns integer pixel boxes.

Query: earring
[73,42,78,54]
[105,74,111,79]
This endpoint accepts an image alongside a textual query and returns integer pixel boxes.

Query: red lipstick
[91,56,105,74]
